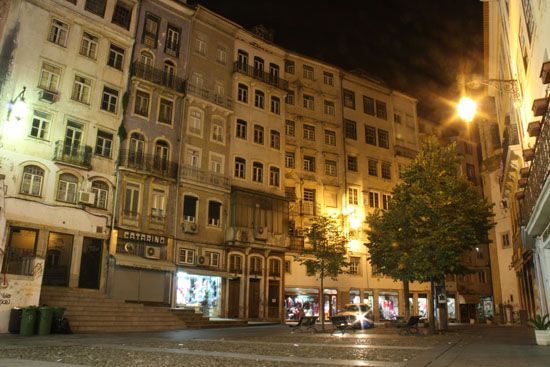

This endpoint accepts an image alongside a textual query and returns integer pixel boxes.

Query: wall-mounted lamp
[6,86,27,121]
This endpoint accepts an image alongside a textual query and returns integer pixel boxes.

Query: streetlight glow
[457,97,477,122]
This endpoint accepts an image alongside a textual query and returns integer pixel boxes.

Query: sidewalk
[408,325,550,367]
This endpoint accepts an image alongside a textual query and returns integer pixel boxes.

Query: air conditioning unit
[254,226,268,240]
[183,221,198,234]
[144,245,161,260]
[78,191,96,205]
[39,89,58,103]
[197,255,206,265]
[124,242,135,254]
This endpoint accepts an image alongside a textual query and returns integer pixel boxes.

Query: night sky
[193,0,484,122]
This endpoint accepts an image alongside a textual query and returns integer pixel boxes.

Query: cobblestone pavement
[0,324,543,367]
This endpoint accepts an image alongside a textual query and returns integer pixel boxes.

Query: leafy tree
[297,216,349,331]
[366,136,494,328]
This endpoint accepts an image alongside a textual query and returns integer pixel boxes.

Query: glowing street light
[457,97,477,122]
[3,86,28,142]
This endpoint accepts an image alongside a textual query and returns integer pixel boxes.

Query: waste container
[8,307,22,334]
[51,307,66,333]
[37,306,54,336]
[20,307,38,336]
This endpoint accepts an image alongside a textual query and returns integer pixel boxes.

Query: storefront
[323,288,338,320]
[447,294,457,320]
[378,291,399,320]
[349,289,374,309]
[407,293,429,318]
[176,270,222,317]
[284,288,320,320]
[480,296,494,319]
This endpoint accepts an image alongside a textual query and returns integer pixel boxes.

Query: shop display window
[447,296,456,320]
[350,289,360,304]
[418,294,428,318]
[378,292,399,320]
[3,227,38,275]
[284,293,319,320]
[176,272,221,317]
[363,291,374,309]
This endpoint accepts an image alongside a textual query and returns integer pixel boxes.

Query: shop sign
[120,230,166,245]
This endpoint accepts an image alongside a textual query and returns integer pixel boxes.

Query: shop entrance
[460,303,477,323]
[228,278,240,318]
[248,279,260,318]
[323,289,338,321]
[268,281,280,319]
[43,232,74,286]
[78,237,102,289]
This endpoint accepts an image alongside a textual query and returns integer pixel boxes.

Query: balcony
[53,141,92,169]
[185,82,232,109]
[499,124,520,190]
[289,200,321,216]
[394,144,418,159]
[118,149,178,179]
[131,61,186,93]
[288,235,305,252]
[233,62,289,90]
[180,164,230,189]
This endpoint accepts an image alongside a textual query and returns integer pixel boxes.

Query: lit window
[348,188,358,205]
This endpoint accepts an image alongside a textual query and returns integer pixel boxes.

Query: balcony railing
[394,144,418,159]
[289,200,321,216]
[53,141,92,169]
[131,61,186,93]
[499,124,520,189]
[233,62,289,90]
[180,164,230,189]
[119,149,178,179]
[520,106,550,226]
[185,82,233,109]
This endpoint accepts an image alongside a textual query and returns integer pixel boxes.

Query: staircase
[40,286,246,333]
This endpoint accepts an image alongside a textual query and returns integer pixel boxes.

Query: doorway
[248,278,260,319]
[78,237,102,289]
[268,281,280,319]
[43,232,74,286]
[228,278,240,318]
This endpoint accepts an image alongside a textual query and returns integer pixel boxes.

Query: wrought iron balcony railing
[394,144,418,159]
[289,200,321,216]
[53,141,92,169]
[185,82,233,109]
[118,149,178,179]
[499,123,520,189]
[180,164,230,188]
[233,62,289,90]
[131,61,186,93]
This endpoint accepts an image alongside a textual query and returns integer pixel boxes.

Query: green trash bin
[20,306,38,337]
[37,306,54,336]
[51,307,66,333]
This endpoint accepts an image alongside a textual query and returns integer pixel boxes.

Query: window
[209,154,224,174]
[343,89,355,109]
[303,189,316,215]
[134,90,150,117]
[253,57,264,77]
[303,156,315,172]
[363,96,374,115]
[269,63,279,83]
[368,191,379,208]
[502,233,510,249]
[254,90,265,108]
[464,142,473,155]
[165,25,180,56]
[30,110,50,140]
[95,130,113,158]
[252,162,264,183]
[158,98,173,124]
[345,120,357,140]
[303,65,314,80]
[234,157,246,179]
[142,13,159,48]
[285,60,295,74]
[323,72,334,86]
[112,1,132,29]
[466,164,476,181]
[303,124,315,141]
[101,86,119,113]
[365,125,377,145]
[270,130,280,149]
[271,96,281,114]
[85,0,106,17]
[381,162,392,179]
[285,90,295,105]
[154,140,170,172]
[195,37,206,55]
[269,258,281,276]
[80,32,98,59]
[163,61,176,88]
[347,156,358,172]
[185,147,200,167]
[208,201,222,227]
[179,248,195,264]
[303,94,314,110]
[128,133,145,166]
[325,160,337,176]
[237,50,248,70]
[382,194,391,210]
[39,63,61,92]
[348,188,358,205]
[229,254,243,273]
[253,125,264,144]
[250,257,262,275]
[20,165,44,196]
[183,195,198,222]
[3,227,38,276]
[478,270,487,284]
[285,120,295,136]
[378,129,389,148]
[48,19,69,47]
[349,257,360,274]
[108,43,125,70]
[324,130,336,146]
[237,83,248,103]
[188,109,202,135]
[236,119,247,139]
[394,113,402,124]
[285,152,295,168]
[269,167,280,187]
[57,173,78,203]
[207,252,220,267]
[376,100,387,120]
[368,159,378,176]
[91,180,108,209]
[216,46,227,64]
[324,100,335,116]
[285,260,291,274]
[211,120,224,143]
[151,188,166,221]
[71,75,91,104]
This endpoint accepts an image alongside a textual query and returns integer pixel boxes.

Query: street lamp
[3,86,28,141]
[457,97,477,123]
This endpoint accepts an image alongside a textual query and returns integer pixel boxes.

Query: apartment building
[0,0,137,331]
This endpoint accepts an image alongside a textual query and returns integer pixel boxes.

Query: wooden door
[248,279,260,319]
[228,278,240,318]
[268,281,280,319]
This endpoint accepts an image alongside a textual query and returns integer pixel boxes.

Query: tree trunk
[320,267,325,332]
[430,279,436,334]
[403,280,410,319]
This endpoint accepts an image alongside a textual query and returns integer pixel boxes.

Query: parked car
[333,303,374,329]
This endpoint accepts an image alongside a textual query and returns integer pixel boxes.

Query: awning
[115,254,176,272]
[176,267,232,278]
